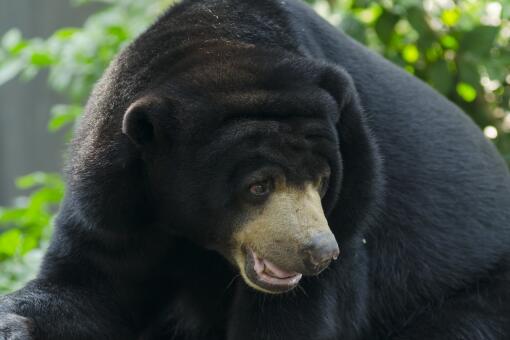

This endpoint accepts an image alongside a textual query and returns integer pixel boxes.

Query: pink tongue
[264,259,298,278]
[251,250,299,279]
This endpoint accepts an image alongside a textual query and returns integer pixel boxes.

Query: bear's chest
[143,279,234,339]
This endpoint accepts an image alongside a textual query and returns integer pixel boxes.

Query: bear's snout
[300,231,339,276]
[232,182,338,293]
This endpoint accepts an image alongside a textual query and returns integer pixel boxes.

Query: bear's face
[121,45,343,293]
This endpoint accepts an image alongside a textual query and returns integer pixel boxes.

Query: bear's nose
[301,232,340,275]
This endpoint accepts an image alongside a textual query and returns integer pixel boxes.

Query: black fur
[1,0,509,339]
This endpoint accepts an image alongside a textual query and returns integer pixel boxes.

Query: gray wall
[0,0,97,204]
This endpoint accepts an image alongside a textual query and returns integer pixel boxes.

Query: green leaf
[457,59,480,89]
[460,26,500,56]
[502,3,510,19]
[397,0,421,9]
[402,44,420,63]
[352,0,373,9]
[0,59,24,86]
[404,65,415,74]
[20,65,38,82]
[48,104,83,131]
[107,26,128,41]
[16,172,62,190]
[0,208,26,225]
[355,5,382,24]
[485,61,508,82]
[441,9,460,27]
[21,236,38,254]
[16,173,45,190]
[375,10,399,44]
[54,28,80,40]
[416,32,435,53]
[425,44,442,62]
[0,230,22,258]
[407,6,429,34]
[456,82,477,102]
[428,60,453,94]
[10,41,29,55]
[440,35,458,50]
[1,29,24,52]
[30,52,54,67]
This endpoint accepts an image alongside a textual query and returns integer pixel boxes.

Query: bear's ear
[316,63,383,237]
[317,64,358,124]
[316,64,370,145]
[122,96,171,147]
[315,64,369,151]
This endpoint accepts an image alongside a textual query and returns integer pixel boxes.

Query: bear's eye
[249,180,272,197]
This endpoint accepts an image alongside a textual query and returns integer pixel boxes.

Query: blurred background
[0,0,509,293]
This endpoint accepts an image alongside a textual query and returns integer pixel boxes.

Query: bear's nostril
[301,231,340,275]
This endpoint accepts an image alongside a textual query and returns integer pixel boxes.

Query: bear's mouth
[244,247,302,293]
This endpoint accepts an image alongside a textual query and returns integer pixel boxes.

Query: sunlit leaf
[16,172,63,190]
[107,26,128,41]
[355,5,382,24]
[425,44,442,62]
[49,104,83,131]
[440,35,458,50]
[503,3,510,19]
[441,9,460,27]
[0,230,22,258]
[54,28,80,40]
[402,44,420,63]
[1,29,26,54]
[457,82,477,102]
[0,208,26,224]
[30,52,55,67]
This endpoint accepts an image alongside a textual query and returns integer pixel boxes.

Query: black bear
[1,0,510,339]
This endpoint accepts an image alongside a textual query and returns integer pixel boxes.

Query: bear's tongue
[250,249,302,285]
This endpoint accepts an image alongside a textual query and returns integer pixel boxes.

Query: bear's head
[69,42,378,294]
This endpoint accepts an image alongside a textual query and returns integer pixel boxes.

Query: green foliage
[0,0,509,293]
[314,0,510,156]
[0,173,63,292]
[0,0,175,294]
